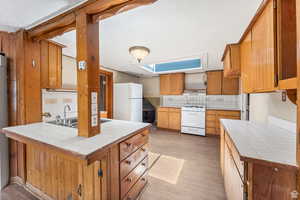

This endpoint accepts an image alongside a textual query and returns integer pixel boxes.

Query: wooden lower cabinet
[220,126,297,200]
[8,128,150,200]
[157,107,181,131]
[206,110,240,135]
[120,130,149,200]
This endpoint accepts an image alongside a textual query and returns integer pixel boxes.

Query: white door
[182,111,205,128]
[130,99,142,122]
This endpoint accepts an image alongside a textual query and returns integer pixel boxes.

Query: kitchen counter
[221,119,297,168]
[2,119,151,159]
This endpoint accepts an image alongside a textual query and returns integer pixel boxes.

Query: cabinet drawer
[168,108,181,113]
[158,107,169,112]
[206,114,216,121]
[206,121,216,128]
[206,110,217,115]
[206,127,217,134]
[120,129,149,161]
[225,133,244,179]
[121,156,148,198]
[120,144,148,180]
[123,171,148,200]
[217,111,240,117]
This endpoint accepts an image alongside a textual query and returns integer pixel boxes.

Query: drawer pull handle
[126,177,133,182]
[141,148,146,152]
[141,134,146,137]
[125,142,132,147]
[125,160,132,165]
[142,163,146,167]
[141,178,146,182]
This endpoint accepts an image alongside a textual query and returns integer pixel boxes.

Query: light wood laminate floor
[0,128,226,200]
[141,128,227,200]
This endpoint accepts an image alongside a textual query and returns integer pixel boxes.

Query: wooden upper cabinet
[207,71,223,95]
[251,1,276,92]
[160,74,170,95]
[207,70,239,95]
[240,32,252,93]
[159,73,185,95]
[222,44,241,78]
[41,40,64,89]
[228,0,296,93]
[222,77,240,95]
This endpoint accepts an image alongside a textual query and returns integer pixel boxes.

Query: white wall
[249,92,297,123]
[138,76,160,97]
[62,55,77,88]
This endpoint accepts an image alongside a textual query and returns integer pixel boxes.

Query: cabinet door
[40,40,49,88]
[157,111,169,129]
[169,73,185,95]
[168,109,181,130]
[240,32,253,93]
[251,163,297,200]
[160,74,170,95]
[222,77,240,95]
[251,0,276,92]
[207,71,223,95]
[223,50,232,78]
[48,43,62,89]
[224,143,244,200]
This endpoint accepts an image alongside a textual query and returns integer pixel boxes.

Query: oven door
[181,111,205,128]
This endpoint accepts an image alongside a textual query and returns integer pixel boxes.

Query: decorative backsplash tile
[42,89,77,121]
[161,94,241,110]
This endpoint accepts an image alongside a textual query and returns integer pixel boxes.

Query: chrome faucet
[63,104,71,125]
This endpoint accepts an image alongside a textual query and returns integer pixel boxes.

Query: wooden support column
[76,12,100,137]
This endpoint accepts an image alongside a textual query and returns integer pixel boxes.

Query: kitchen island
[1,120,151,200]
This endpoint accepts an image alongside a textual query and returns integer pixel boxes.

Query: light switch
[78,61,87,70]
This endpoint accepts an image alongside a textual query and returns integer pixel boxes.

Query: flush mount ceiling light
[129,46,150,63]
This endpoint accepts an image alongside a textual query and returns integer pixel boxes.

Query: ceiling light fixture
[129,46,150,63]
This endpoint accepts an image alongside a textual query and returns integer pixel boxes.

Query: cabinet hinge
[98,168,103,177]
[291,190,299,199]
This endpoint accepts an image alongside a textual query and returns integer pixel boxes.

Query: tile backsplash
[161,94,206,107]
[161,94,240,110]
[206,95,240,110]
[42,89,77,121]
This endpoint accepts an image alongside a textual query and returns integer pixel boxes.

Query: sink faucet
[63,104,71,125]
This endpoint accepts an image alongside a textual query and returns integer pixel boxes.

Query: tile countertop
[2,120,151,159]
[221,119,297,168]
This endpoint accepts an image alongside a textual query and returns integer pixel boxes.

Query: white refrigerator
[0,54,9,190]
[113,83,143,122]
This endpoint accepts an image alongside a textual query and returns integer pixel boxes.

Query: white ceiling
[0,0,262,76]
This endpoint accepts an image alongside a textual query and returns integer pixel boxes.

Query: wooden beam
[76,13,100,137]
[27,13,76,39]
[27,0,156,40]
[92,0,157,23]
[34,23,76,41]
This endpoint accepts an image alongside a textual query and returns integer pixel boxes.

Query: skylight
[142,58,202,74]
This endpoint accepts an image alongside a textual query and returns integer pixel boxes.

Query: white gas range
[181,106,206,136]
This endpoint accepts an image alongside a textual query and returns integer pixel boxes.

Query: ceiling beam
[27,13,76,39]
[33,23,76,41]
[27,0,157,39]
[92,0,157,23]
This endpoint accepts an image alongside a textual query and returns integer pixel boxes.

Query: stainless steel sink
[47,117,111,128]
